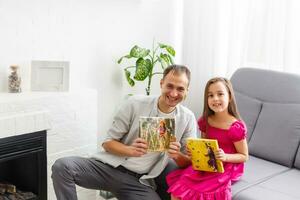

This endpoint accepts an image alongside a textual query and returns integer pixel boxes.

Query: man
[51,65,197,200]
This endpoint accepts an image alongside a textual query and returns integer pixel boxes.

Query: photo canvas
[139,117,175,152]
[187,138,224,173]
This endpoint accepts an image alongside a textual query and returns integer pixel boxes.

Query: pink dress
[167,117,247,200]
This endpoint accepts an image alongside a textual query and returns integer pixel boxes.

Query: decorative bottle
[8,65,22,93]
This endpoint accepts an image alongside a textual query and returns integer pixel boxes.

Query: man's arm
[101,97,148,157]
[103,138,148,157]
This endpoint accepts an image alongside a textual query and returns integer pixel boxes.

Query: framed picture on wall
[31,60,70,91]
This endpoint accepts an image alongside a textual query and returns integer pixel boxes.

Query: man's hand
[167,141,181,159]
[127,138,148,157]
[102,138,147,157]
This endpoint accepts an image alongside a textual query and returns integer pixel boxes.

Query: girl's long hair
[202,77,241,120]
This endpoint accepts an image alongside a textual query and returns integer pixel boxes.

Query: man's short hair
[163,64,191,85]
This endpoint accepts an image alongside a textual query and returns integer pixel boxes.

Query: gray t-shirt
[93,95,198,188]
[122,107,177,174]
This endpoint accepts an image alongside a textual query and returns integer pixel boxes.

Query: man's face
[160,72,189,109]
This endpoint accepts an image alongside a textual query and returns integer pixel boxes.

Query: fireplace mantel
[0,109,50,139]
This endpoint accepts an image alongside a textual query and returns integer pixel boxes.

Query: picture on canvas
[139,117,175,152]
[187,138,224,173]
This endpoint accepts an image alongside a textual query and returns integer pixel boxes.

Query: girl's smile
[207,81,230,114]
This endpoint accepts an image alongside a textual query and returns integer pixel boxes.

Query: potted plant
[118,42,176,95]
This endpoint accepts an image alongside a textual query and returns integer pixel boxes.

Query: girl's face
[207,81,230,114]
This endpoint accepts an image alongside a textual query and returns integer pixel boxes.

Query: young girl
[167,77,249,200]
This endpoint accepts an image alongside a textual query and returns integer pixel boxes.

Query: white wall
[181,0,300,118]
[0,0,182,140]
[180,0,215,118]
[3,0,298,140]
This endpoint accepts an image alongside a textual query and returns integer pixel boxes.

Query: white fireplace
[0,89,98,200]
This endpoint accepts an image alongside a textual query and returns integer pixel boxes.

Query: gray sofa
[230,68,300,200]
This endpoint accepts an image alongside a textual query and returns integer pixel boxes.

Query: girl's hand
[185,145,192,158]
[169,142,192,168]
[214,148,227,162]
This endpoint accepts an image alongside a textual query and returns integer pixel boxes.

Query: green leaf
[118,55,132,64]
[166,46,175,56]
[160,53,170,64]
[158,43,175,57]
[159,53,169,69]
[159,43,168,48]
[134,58,152,81]
[156,56,165,70]
[130,45,150,58]
[156,55,162,63]
[167,54,174,64]
[124,69,135,86]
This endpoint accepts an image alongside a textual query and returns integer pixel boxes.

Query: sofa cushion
[233,183,300,200]
[234,91,262,141]
[258,169,300,198]
[232,156,289,197]
[235,169,300,200]
[232,180,249,196]
[295,148,300,169]
[249,102,300,167]
[231,68,300,104]
[240,156,289,183]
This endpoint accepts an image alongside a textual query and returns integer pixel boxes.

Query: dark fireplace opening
[0,131,47,200]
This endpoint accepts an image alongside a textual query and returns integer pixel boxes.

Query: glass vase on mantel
[8,65,22,93]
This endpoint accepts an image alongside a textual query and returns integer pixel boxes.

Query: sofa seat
[233,184,300,200]
[232,156,290,197]
[233,169,300,200]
